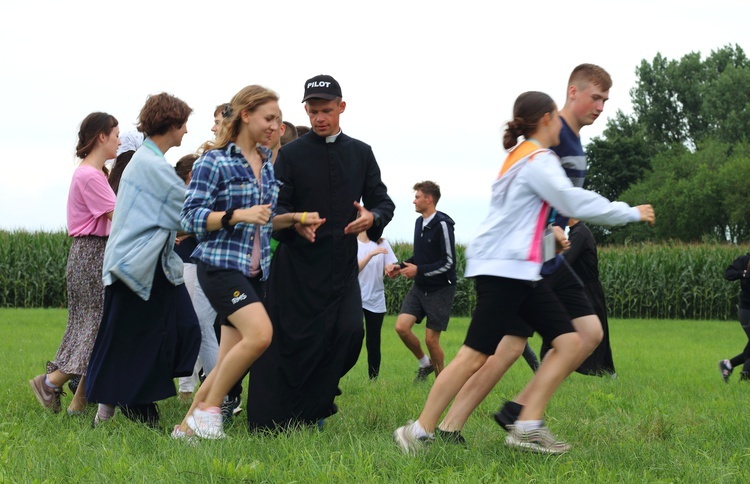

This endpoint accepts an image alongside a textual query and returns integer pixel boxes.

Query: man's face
[570,82,609,127]
[263,116,285,151]
[172,122,188,147]
[212,113,223,136]
[413,190,430,214]
[305,98,346,137]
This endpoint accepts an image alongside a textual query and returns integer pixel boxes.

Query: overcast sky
[1,0,747,243]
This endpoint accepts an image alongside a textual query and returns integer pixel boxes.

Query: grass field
[2,309,750,482]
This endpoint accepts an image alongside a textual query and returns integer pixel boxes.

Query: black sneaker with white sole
[493,400,523,432]
[414,364,435,383]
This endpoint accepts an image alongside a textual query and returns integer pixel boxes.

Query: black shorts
[463,276,576,355]
[545,259,595,320]
[399,284,455,332]
[196,260,264,328]
[512,259,595,335]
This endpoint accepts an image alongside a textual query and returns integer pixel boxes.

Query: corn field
[1,230,746,321]
[0,230,71,308]
[597,242,746,320]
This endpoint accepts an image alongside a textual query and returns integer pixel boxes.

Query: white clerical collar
[326,130,342,143]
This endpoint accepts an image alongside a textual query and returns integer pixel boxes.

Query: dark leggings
[363,309,385,379]
[730,308,750,372]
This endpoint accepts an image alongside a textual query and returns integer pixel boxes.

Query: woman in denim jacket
[86,93,200,429]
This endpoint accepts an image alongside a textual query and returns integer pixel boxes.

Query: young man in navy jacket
[391,181,456,382]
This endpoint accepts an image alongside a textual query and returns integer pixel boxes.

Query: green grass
[3,309,750,482]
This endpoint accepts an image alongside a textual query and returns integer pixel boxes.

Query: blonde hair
[213,85,279,150]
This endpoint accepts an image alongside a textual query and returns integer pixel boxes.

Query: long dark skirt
[85,264,200,406]
[48,236,107,376]
[575,280,616,376]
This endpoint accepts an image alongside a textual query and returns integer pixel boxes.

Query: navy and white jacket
[403,211,457,290]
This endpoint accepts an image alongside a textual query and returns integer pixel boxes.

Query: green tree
[585,111,655,201]
[584,44,750,244]
[613,140,750,243]
[630,44,749,149]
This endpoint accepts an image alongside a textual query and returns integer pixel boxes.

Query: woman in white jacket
[394,91,654,455]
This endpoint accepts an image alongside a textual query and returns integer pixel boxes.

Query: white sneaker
[393,421,433,454]
[171,425,199,446]
[505,425,571,454]
[186,407,226,439]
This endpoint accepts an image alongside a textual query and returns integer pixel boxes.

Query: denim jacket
[102,139,186,300]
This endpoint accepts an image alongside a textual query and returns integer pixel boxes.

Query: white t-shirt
[357,238,398,313]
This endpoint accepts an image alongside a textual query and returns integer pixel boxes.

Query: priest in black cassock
[246,75,395,430]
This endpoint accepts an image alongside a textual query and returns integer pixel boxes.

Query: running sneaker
[187,406,226,440]
[413,364,435,383]
[719,360,733,383]
[434,428,467,445]
[505,425,571,454]
[171,425,199,446]
[393,421,433,454]
[221,396,241,423]
[29,374,64,413]
[493,400,523,432]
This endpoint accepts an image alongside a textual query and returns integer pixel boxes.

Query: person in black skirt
[85,93,200,428]
[563,219,616,376]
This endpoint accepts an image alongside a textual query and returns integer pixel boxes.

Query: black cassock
[246,130,395,430]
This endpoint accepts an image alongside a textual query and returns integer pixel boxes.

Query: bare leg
[179,328,239,429]
[516,332,581,420]
[179,302,272,430]
[415,345,488,433]
[395,314,426,361]
[514,315,600,405]
[425,328,444,375]
[46,369,72,388]
[68,375,88,412]
[439,335,526,431]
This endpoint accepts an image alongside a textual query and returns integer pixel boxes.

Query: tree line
[585,44,750,244]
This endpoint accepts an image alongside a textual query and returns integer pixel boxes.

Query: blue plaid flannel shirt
[181,143,280,280]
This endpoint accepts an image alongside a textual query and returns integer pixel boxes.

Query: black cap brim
[302,93,340,102]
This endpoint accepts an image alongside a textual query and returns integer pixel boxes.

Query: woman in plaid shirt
[175,85,323,440]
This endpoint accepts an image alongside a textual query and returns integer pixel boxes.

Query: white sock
[97,404,115,419]
[44,375,59,389]
[514,419,543,432]
[411,420,432,438]
[725,360,733,370]
[418,356,431,367]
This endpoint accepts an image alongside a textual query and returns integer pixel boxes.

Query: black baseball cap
[302,74,342,102]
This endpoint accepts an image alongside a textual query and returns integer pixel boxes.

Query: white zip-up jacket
[465,145,640,282]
